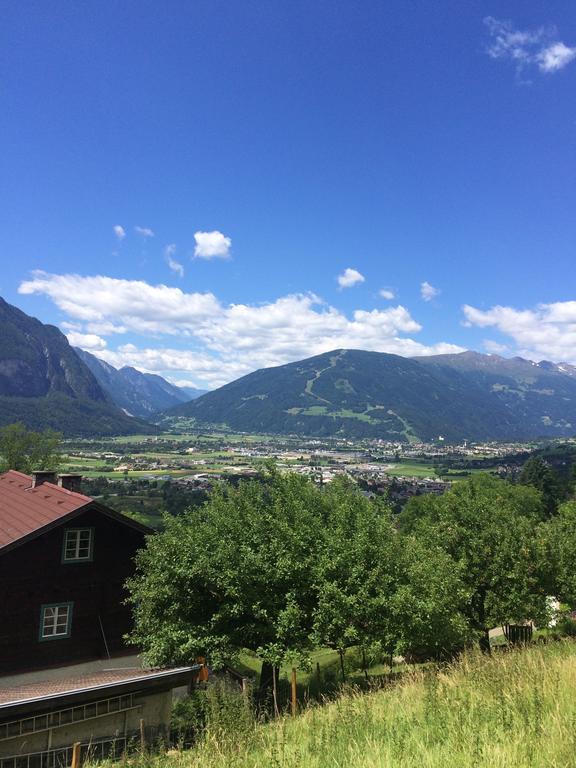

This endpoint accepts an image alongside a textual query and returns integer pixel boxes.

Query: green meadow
[117,641,576,768]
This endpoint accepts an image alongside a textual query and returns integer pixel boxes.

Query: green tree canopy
[391,537,472,660]
[518,455,563,518]
[542,501,576,606]
[311,480,399,674]
[127,469,326,670]
[400,474,548,651]
[0,422,62,473]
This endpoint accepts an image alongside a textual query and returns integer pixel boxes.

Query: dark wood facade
[0,505,148,675]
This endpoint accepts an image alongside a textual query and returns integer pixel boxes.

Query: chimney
[31,471,57,488]
[58,474,83,493]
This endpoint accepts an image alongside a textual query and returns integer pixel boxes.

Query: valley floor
[110,641,576,768]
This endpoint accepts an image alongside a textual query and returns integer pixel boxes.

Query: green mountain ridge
[164,349,576,442]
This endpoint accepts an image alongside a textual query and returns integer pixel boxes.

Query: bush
[171,680,254,748]
[555,616,576,637]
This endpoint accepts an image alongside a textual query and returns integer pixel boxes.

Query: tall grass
[120,641,576,768]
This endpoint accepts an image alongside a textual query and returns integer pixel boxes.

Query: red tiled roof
[0,470,92,551]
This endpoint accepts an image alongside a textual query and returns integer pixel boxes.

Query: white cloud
[164,244,184,278]
[66,331,107,351]
[337,268,365,289]
[19,271,220,333]
[537,42,576,73]
[167,258,184,278]
[166,377,203,389]
[194,230,231,260]
[379,288,395,300]
[113,225,126,241]
[420,281,440,302]
[463,301,576,363]
[135,226,155,238]
[85,321,127,335]
[19,271,464,390]
[484,17,576,76]
[483,339,510,356]
[95,345,248,389]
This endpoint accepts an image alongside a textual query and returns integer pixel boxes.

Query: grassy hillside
[125,642,576,768]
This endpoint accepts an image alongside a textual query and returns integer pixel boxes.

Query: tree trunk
[477,588,491,654]
[479,628,491,654]
[257,660,276,713]
[339,649,346,682]
[271,664,280,718]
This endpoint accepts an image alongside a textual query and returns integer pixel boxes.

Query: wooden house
[0,470,151,676]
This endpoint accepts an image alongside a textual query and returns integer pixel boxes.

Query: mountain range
[75,348,205,419]
[0,298,200,435]
[0,297,152,435]
[166,348,576,442]
[4,294,576,442]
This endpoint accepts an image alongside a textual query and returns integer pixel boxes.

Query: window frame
[62,527,94,563]
[39,602,74,641]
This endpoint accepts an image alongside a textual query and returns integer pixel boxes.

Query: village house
[0,470,152,676]
[0,470,197,764]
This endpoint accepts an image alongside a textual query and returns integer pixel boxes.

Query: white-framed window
[62,528,94,562]
[40,603,73,640]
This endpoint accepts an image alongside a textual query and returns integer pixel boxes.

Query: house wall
[0,689,173,759]
[0,508,147,675]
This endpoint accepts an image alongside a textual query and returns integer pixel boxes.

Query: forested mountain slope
[166,349,576,441]
[0,297,153,435]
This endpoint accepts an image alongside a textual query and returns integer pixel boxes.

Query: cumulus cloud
[66,331,107,351]
[135,226,155,238]
[379,288,395,300]
[463,301,576,363]
[537,42,576,73]
[337,268,365,289]
[113,225,126,241]
[194,230,231,259]
[164,244,184,278]
[19,271,464,389]
[19,271,220,333]
[420,281,440,302]
[95,345,249,389]
[484,16,576,76]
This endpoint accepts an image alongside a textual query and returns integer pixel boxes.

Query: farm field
[60,438,464,480]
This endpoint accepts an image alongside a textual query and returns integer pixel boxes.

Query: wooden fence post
[140,718,146,752]
[71,742,81,768]
[291,668,297,716]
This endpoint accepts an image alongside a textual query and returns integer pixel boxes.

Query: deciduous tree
[518,456,563,518]
[0,422,62,473]
[311,479,398,678]
[127,469,324,687]
[401,474,548,652]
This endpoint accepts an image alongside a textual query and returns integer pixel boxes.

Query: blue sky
[1,1,575,388]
